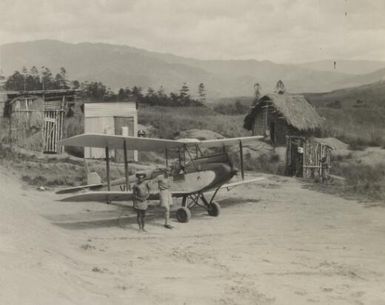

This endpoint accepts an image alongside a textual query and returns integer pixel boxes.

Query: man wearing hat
[132,172,151,232]
[155,168,174,229]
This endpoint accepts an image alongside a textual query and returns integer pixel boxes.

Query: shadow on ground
[47,197,261,230]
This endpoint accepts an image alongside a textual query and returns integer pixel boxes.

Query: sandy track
[1,168,385,305]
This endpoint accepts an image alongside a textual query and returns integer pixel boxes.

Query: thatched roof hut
[244,93,323,145]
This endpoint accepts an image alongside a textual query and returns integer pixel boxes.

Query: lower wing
[59,190,187,202]
[58,178,264,202]
[55,184,104,194]
[219,177,265,191]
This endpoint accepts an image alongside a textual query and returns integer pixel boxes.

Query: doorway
[269,122,276,144]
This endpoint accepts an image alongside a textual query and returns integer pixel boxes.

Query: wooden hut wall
[265,109,290,146]
[252,109,265,136]
[303,140,332,180]
[9,98,45,151]
[274,118,289,145]
[0,94,6,140]
[0,93,6,117]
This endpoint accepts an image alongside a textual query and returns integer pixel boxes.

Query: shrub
[326,100,342,109]
[244,152,283,175]
[339,164,385,201]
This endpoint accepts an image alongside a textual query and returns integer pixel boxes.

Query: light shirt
[157,174,170,191]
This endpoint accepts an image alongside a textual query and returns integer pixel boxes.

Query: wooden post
[105,146,111,191]
[183,145,186,166]
[8,113,12,149]
[285,136,289,176]
[303,139,307,178]
[239,141,244,180]
[123,140,129,191]
[178,148,181,166]
[165,148,169,168]
[83,158,89,182]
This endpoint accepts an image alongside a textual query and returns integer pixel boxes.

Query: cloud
[0,0,384,62]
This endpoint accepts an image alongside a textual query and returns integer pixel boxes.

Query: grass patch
[315,104,385,149]
[331,158,385,202]
[139,106,248,139]
[343,164,385,201]
[0,143,138,188]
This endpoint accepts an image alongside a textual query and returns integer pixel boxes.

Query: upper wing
[59,133,263,151]
[197,136,264,148]
[60,133,182,151]
[219,177,265,190]
[59,190,188,202]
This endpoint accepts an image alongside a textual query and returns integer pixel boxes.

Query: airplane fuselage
[170,153,237,194]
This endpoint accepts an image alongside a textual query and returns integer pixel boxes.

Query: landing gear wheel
[176,207,191,223]
[207,201,221,217]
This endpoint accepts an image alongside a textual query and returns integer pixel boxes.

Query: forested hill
[2,40,385,98]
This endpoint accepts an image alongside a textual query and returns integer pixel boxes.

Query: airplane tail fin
[87,172,102,185]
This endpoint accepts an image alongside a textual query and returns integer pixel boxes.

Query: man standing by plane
[156,169,174,229]
[133,172,151,232]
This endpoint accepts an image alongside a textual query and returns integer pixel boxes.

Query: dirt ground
[1,166,385,305]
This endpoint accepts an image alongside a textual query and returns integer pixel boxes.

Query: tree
[117,87,132,101]
[71,80,80,89]
[131,86,143,102]
[275,80,285,94]
[5,71,24,90]
[0,69,5,90]
[156,86,168,105]
[30,66,41,90]
[21,66,29,90]
[146,87,155,97]
[180,83,190,98]
[55,73,65,89]
[145,87,157,105]
[30,66,39,76]
[179,82,190,105]
[253,83,261,99]
[83,81,107,100]
[118,88,126,100]
[41,66,55,90]
[198,83,206,104]
[54,67,68,89]
[169,92,179,106]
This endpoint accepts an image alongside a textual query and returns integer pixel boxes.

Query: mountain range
[1,40,385,98]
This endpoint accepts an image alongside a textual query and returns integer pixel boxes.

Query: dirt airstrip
[1,167,385,305]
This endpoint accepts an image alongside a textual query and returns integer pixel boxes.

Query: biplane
[57,133,264,223]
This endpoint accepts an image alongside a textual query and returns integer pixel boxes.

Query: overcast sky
[0,0,384,63]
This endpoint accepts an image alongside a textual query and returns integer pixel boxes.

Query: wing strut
[123,140,129,191]
[239,140,244,180]
[105,146,111,191]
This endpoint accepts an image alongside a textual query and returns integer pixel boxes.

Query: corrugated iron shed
[84,102,138,161]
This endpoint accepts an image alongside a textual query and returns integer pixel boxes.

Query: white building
[84,102,138,161]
